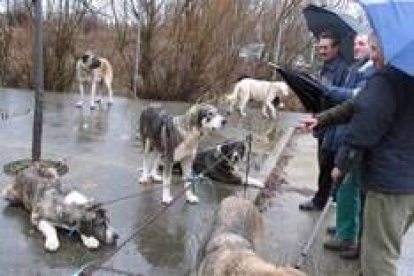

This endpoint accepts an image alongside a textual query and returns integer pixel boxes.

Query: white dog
[139,104,226,204]
[76,51,114,109]
[226,78,290,118]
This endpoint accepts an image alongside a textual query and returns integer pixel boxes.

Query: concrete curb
[260,126,296,183]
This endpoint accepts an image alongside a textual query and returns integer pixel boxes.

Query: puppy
[139,104,227,204]
[191,141,264,188]
[198,196,305,276]
[2,164,118,252]
[76,51,114,109]
[225,78,290,119]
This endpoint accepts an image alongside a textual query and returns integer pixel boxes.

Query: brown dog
[198,196,305,276]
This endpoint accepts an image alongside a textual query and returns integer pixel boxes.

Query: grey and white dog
[139,104,227,204]
[76,51,114,109]
[2,164,118,252]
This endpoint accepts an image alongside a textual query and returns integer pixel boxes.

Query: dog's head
[79,203,119,245]
[80,51,101,70]
[189,104,227,132]
[215,141,246,165]
[270,81,290,108]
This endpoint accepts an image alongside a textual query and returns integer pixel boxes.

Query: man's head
[316,31,340,62]
[353,34,370,61]
[368,32,385,69]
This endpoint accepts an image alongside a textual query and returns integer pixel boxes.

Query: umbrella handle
[267,62,281,69]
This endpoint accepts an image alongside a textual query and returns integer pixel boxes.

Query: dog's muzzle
[105,227,119,245]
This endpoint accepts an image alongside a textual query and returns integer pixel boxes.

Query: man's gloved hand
[331,167,344,183]
[298,116,319,132]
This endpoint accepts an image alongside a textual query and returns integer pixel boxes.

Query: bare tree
[2,0,312,103]
[43,0,88,91]
[0,0,13,85]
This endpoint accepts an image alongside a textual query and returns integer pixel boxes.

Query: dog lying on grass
[2,163,118,252]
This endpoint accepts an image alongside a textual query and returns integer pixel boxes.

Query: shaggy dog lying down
[173,141,264,188]
[2,163,118,252]
[198,196,305,276]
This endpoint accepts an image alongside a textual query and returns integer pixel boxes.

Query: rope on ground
[244,133,253,198]
[74,134,256,275]
[74,182,194,276]
[98,138,251,207]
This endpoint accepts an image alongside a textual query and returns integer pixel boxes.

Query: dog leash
[0,108,31,121]
[98,138,253,207]
[73,181,196,276]
[74,134,257,275]
[244,133,253,198]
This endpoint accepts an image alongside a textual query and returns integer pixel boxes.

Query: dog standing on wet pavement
[76,51,114,109]
[225,78,290,119]
[2,163,118,252]
[139,104,227,204]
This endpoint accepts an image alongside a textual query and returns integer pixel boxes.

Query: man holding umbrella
[299,6,352,211]
[302,0,414,273]
[301,33,374,259]
[332,1,414,275]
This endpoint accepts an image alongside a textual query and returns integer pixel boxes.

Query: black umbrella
[303,4,369,63]
[268,62,332,113]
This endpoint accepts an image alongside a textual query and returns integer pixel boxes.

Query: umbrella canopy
[358,0,414,76]
[269,63,333,113]
[303,4,369,63]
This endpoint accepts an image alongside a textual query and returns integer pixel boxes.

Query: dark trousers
[312,143,335,208]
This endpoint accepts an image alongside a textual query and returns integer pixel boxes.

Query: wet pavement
[2,88,413,276]
[0,88,290,276]
[260,132,414,276]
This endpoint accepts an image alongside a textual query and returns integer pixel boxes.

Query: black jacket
[336,67,414,193]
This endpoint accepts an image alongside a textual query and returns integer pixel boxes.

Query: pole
[133,21,141,96]
[32,0,44,162]
[295,181,339,269]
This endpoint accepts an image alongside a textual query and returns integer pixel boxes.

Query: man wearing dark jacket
[319,34,374,259]
[329,37,414,276]
[299,31,348,211]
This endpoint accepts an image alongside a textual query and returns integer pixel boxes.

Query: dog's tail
[227,81,243,101]
[236,75,251,82]
[139,106,160,147]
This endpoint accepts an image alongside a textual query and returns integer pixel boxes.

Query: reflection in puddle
[75,107,110,143]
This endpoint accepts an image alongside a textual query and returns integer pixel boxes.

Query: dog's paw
[81,235,100,249]
[240,112,247,117]
[150,174,162,182]
[45,237,60,252]
[162,194,173,205]
[185,193,199,204]
[90,104,96,110]
[107,100,114,106]
[75,101,83,108]
[94,98,102,103]
[138,175,150,184]
[262,113,269,118]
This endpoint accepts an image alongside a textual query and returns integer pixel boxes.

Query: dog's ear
[85,201,102,211]
[214,145,222,158]
[81,54,90,63]
[89,57,101,69]
[189,105,201,127]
